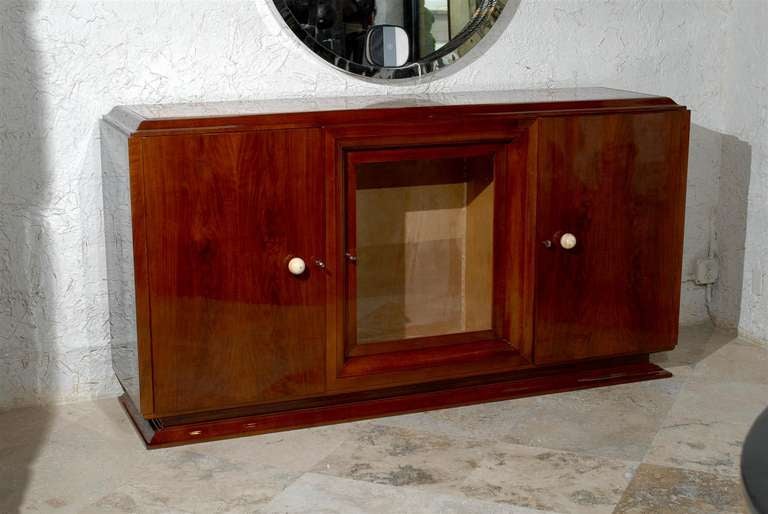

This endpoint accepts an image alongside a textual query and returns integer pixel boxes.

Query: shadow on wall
[687,124,751,331]
[713,132,752,329]
[0,2,52,512]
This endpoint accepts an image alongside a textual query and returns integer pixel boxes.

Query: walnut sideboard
[101,88,690,447]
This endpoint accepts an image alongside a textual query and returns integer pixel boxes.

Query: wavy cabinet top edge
[104,87,684,136]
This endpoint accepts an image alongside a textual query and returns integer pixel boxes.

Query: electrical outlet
[695,258,719,285]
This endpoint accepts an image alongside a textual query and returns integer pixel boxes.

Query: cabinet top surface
[105,87,682,134]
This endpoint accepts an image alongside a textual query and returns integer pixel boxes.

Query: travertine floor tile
[263,472,561,514]
[692,337,768,384]
[0,398,134,450]
[1,322,763,514]
[458,444,637,514]
[0,405,56,452]
[195,420,367,473]
[313,423,637,514]
[613,463,747,514]
[313,424,487,492]
[645,380,768,476]
[651,323,725,375]
[80,457,299,514]
[61,398,139,442]
[375,377,682,461]
[1,418,146,513]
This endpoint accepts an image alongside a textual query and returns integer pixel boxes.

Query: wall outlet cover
[695,258,719,285]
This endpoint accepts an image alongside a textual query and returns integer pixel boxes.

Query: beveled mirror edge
[269,0,512,82]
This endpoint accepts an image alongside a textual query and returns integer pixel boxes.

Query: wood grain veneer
[534,111,690,364]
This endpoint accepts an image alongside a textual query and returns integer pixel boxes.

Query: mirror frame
[271,0,509,80]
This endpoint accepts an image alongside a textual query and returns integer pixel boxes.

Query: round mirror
[272,0,509,80]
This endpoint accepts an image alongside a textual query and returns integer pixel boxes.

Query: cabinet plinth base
[120,357,672,448]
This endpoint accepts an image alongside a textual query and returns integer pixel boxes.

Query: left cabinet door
[139,129,326,416]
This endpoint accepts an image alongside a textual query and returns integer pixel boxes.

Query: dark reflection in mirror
[283,0,488,69]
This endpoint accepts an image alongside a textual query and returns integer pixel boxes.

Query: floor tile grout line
[640,329,768,481]
[636,368,695,465]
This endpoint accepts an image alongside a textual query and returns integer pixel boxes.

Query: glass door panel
[348,152,496,347]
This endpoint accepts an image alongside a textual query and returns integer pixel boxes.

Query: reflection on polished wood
[535,112,690,364]
[102,88,690,446]
[140,130,327,415]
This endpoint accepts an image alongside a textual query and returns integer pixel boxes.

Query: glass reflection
[285,0,481,66]
[353,155,494,344]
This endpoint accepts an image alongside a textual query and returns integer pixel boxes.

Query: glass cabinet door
[348,150,495,347]
[327,121,536,387]
[343,143,517,359]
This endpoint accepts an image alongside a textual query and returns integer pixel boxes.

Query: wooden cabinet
[102,88,689,446]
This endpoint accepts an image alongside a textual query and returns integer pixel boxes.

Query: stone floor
[1,323,766,513]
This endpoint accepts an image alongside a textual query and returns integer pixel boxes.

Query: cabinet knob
[287,257,307,275]
[560,233,577,250]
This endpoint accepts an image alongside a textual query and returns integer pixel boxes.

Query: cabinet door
[140,129,325,415]
[535,112,689,364]
[325,120,537,391]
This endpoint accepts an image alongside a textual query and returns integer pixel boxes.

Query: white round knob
[287,257,306,275]
[560,233,577,250]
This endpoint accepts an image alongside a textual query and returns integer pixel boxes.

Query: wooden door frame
[323,118,539,392]
[343,142,506,359]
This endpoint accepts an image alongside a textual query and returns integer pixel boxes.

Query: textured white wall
[0,0,752,409]
[721,2,768,343]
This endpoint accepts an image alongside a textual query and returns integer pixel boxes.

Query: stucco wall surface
[721,2,768,343]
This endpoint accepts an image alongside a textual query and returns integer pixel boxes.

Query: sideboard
[101,88,690,447]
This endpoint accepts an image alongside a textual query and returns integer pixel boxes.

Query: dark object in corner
[743,406,768,513]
